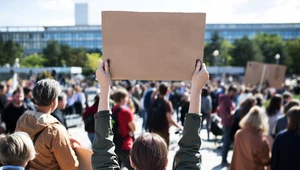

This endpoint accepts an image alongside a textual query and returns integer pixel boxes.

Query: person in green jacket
[92,59,209,170]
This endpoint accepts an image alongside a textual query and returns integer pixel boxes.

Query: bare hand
[191,59,209,92]
[96,60,112,91]
[69,136,82,149]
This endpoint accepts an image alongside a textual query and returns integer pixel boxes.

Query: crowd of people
[0,59,299,170]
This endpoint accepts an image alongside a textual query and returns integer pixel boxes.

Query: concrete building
[75,3,88,26]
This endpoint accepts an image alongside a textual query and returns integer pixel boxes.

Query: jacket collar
[25,110,59,125]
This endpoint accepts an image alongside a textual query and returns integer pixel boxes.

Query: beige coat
[230,128,270,170]
[16,110,78,170]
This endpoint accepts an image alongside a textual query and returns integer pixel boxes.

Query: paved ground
[68,115,233,170]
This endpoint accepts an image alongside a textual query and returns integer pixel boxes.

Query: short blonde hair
[0,132,36,165]
[239,106,269,134]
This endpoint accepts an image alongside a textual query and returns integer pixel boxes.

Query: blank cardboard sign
[245,61,286,89]
[264,64,286,89]
[102,11,206,80]
[244,62,264,86]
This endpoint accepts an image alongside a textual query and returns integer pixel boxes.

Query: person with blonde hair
[230,106,271,170]
[0,132,36,170]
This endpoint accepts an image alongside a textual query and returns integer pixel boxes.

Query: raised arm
[92,60,120,170]
[174,59,209,170]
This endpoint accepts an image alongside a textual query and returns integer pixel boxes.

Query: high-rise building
[75,3,88,26]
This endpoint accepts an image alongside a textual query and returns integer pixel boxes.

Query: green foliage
[38,71,52,79]
[0,40,24,66]
[219,40,234,66]
[43,41,62,66]
[86,53,102,70]
[254,34,287,65]
[42,41,88,67]
[230,36,264,66]
[20,53,45,67]
[204,31,223,66]
[285,39,300,74]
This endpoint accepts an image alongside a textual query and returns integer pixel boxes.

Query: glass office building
[0,26,102,54]
[0,23,300,55]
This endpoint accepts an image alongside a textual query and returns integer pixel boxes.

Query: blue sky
[0,0,299,26]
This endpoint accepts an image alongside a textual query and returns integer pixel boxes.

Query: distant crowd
[0,68,300,170]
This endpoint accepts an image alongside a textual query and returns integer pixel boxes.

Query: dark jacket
[271,130,300,170]
[2,103,27,134]
[92,110,202,170]
[275,116,287,135]
[52,109,68,130]
[0,94,8,115]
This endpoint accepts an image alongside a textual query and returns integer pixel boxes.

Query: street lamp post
[213,50,219,67]
[275,54,280,65]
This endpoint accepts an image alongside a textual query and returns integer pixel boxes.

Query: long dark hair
[239,97,256,119]
[267,94,282,117]
[287,106,300,135]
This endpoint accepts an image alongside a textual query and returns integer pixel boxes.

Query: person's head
[130,133,168,170]
[267,94,283,117]
[254,93,264,107]
[284,99,300,115]
[159,83,169,96]
[66,88,73,96]
[32,79,61,112]
[126,86,134,95]
[0,132,36,167]
[23,87,33,99]
[112,88,129,105]
[227,85,238,98]
[287,106,300,135]
[12,87,24,107]
[0,83,7,95]
[239,106,269,135]
[74,86,82,93]
[149,82,156,88]
[239,97,256,119]
[202,87,209,97]
[57,93,67,110]
[282,92,293,105]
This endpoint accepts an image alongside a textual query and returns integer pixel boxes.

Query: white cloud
[38,0,73,11]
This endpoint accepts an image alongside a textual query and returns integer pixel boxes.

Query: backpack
[84,113,95,132]
[210,113,223,136]
[111,107,127,153]
[146,98,168,131]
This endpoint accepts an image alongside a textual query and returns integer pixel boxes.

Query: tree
[0,40,24,66]
[86,53,102,70]
[43,41,88,67]
[60,44,73,66]
[219,40,234,66]
[230,36,263,66]
[43,41,61,66]
[69,47,87,67]
[20,53,45,67]
[254,34,287,65]
[204,31,223,66]
[285,39,300,74]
